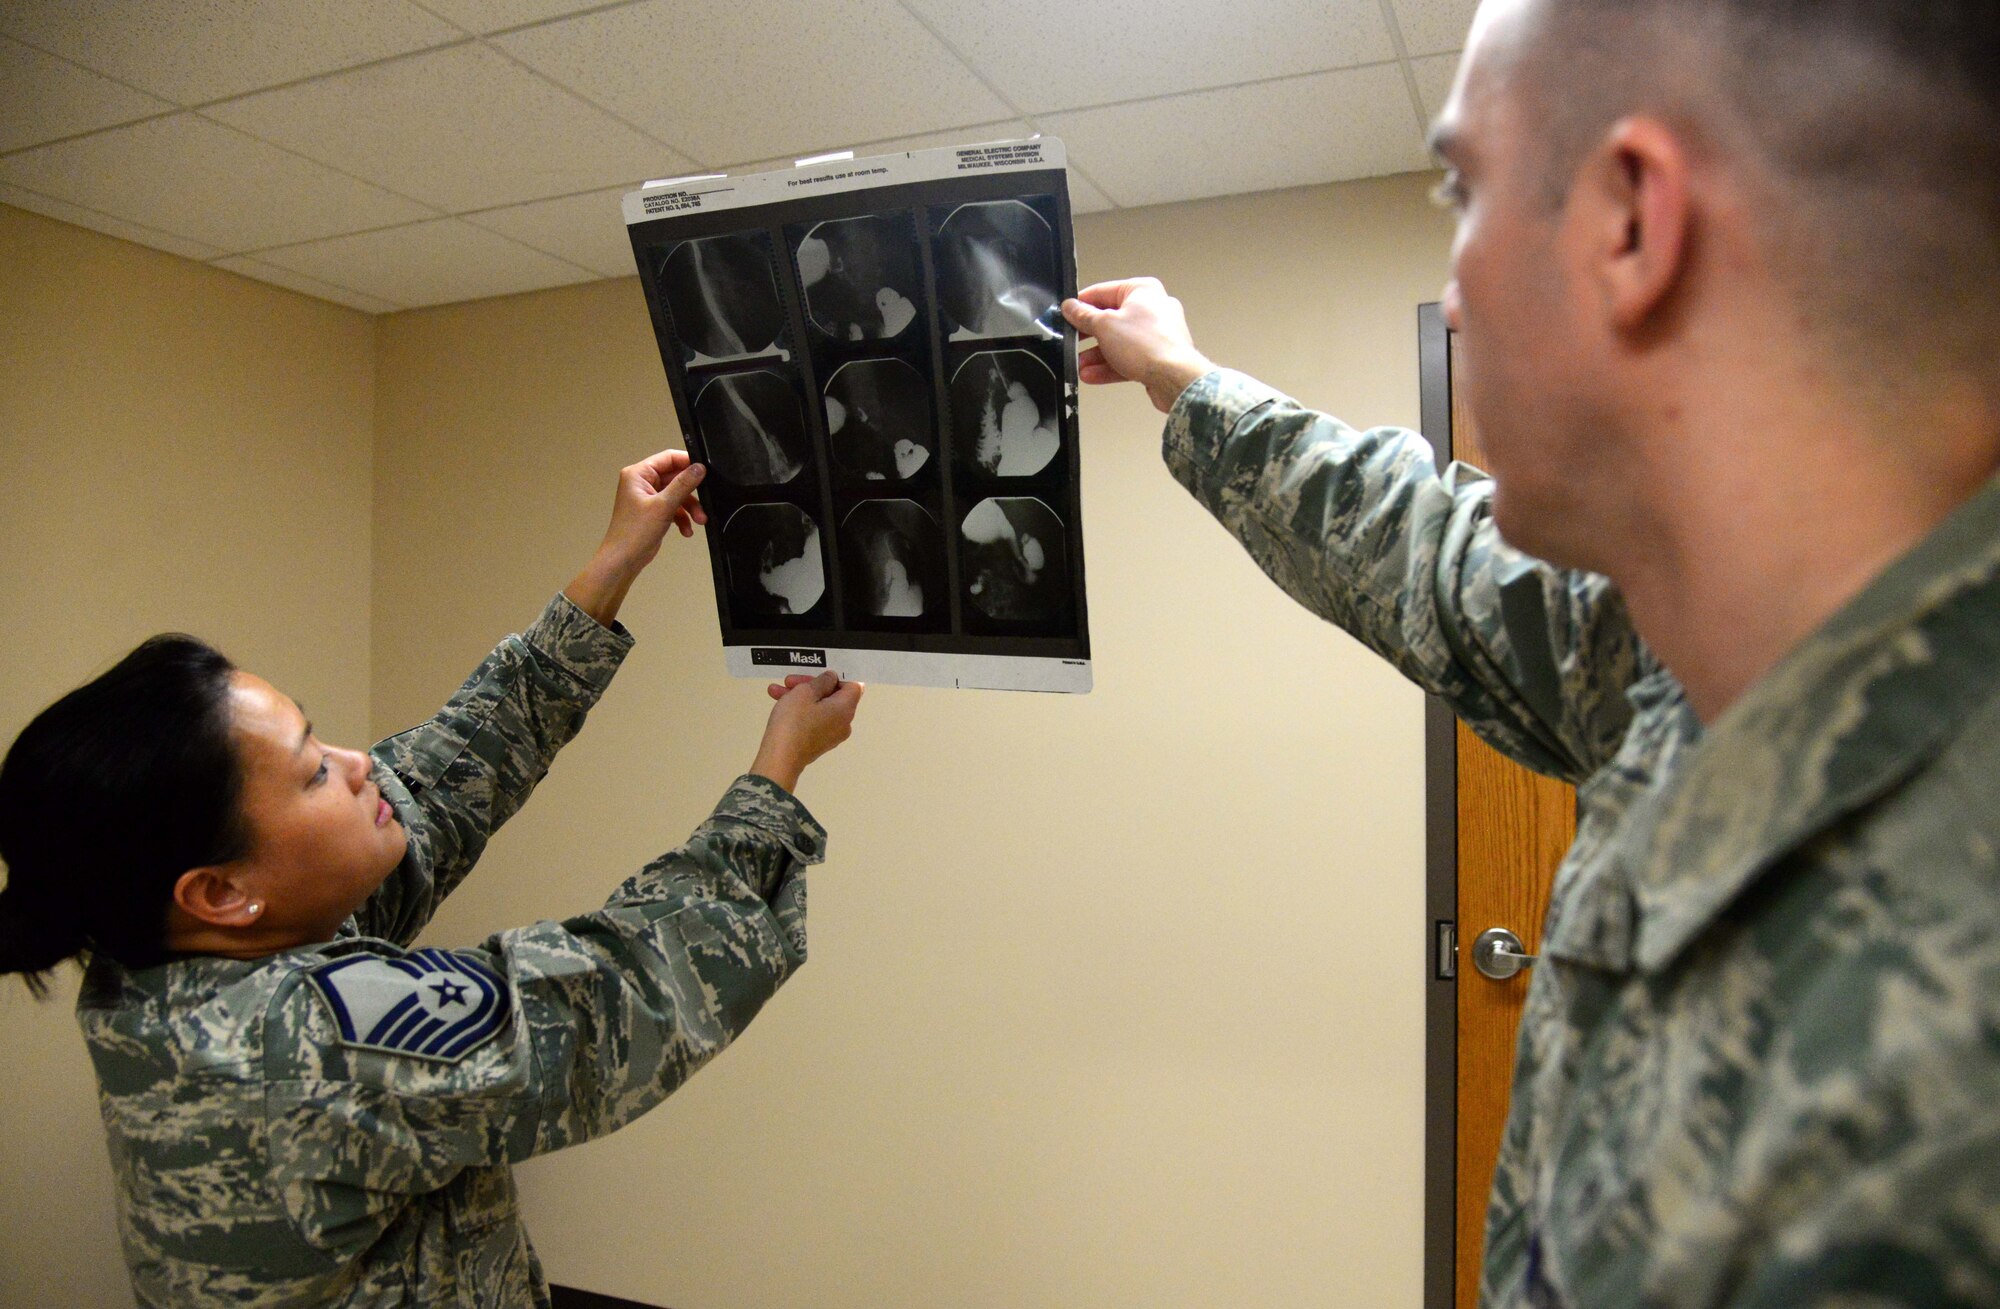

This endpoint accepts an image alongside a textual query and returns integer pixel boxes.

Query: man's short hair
[1519,0,2000,383]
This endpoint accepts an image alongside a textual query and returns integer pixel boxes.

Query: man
[1063,0,2000,1303]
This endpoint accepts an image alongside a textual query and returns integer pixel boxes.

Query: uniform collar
[1627,470,2000,972]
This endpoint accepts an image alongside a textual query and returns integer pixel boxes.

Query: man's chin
[1489,487,1588,569]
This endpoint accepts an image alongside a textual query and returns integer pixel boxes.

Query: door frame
[1419,300,1459,1309]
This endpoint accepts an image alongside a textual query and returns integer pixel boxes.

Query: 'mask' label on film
[752,647,827,668]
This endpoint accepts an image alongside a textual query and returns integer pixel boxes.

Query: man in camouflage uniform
[76,453,858,1306]
[1063,0,2000,1303]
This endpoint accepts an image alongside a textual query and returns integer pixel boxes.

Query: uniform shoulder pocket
[374,723,472,793]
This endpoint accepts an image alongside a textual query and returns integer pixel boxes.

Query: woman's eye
[310,757,329,786]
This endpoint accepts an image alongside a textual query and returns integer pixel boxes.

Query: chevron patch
[308,948,510,1062]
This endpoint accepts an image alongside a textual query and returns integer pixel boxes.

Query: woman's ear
[171,866,262,928]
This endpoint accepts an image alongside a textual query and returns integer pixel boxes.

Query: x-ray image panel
[723,503,825,618]
[961,497,1068,623]
[626,137,1089,691]
[841,499,946,620]
[936,200,1060,341]
[825,359,933,482]
[694,371,809,486]
[797,214,922,342]
[951,350,1061,477]
[658,234,786,363]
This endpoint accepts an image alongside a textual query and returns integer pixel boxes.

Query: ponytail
[0,880,85,999]
[0,635,249,995]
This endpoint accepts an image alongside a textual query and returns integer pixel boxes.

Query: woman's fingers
[634,447,692,489]
[651,460,706,524]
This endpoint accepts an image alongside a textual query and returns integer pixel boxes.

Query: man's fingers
[1075,277,1157,310]
[807,669,842,699]
[1061,298,1100,335]
[1079,362,1124,386]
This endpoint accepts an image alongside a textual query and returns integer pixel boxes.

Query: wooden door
[1418,306,1578,1309]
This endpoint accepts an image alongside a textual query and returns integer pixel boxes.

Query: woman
[0,449,863,1307]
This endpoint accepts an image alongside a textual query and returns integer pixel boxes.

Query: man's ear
[1576,115,1693,332]
[172,866,262,928]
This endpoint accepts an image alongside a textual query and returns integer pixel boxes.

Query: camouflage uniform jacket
[1167,370,2000,1307]
[76,594,826,1308]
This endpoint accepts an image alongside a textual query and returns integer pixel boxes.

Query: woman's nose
[341,747,370,789]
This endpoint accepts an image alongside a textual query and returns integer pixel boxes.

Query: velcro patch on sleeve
[308,948,511,1062]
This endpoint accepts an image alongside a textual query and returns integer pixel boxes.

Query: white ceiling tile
[1042,65,1430,208]
[0,181,227,259]
[1389,0,1477,58]
[1067,170,1114,214]
[0,114,436,253]
[0,1,462,106]
[0,36,174,152]
[413,0,617,35]
[902,0,1394,114]
[496,0,1012,167]
[254,217,597,307]
[462,185,642,278]
[1410,52,1461,126]
[209,254,404,313]
[203,42,687,212]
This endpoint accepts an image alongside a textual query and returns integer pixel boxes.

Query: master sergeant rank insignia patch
[307,948,510,1062]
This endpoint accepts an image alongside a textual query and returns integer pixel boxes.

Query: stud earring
[248,901,263,916]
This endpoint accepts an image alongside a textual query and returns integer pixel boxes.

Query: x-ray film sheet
[624,138,1090,693]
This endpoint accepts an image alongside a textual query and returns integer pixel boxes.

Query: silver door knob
[1471,928,1537,981]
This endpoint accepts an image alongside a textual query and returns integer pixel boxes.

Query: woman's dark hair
[0,635,251,997]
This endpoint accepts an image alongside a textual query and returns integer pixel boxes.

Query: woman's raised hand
[750,671,865,795]
[564,449,708,628]
[605,448,709,565]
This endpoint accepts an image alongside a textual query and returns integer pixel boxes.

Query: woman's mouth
[376,798,393,828]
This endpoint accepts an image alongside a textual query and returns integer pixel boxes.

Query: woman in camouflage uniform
[0,448,863,1307]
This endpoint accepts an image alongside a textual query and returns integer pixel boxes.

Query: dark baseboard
[551,1284,671,1309]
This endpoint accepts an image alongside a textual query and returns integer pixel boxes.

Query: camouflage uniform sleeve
[264,778,824,1258]
[355,593,634,945]
[496,772,821,1155]
[1165,368,1645,781]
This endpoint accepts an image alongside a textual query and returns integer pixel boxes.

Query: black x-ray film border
[627,176,1084,656]
[631,182,1087,662]
[624,151,1089,680]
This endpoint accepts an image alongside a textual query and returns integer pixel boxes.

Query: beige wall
[1,170,1451,1307]
[375,170,1453,1308]
[0,205,377,1305]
